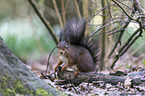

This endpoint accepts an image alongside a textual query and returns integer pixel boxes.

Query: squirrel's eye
[66,46,68,49]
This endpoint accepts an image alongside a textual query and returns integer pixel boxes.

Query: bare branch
[28,0,58,45]
[86,4,116,22]
[52,0,63,28]
[108,10,135,59]
[111,0,135,20]
[89,18,128,37]
[73,0,82,19]
[111,28,141,68]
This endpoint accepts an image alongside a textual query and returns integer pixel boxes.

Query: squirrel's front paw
[61,67,67,72]
[74,71,81,76]
[54,66,58,72]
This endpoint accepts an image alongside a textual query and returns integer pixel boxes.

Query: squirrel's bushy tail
[60,17,99,64]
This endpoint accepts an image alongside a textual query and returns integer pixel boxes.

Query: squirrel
[54,17,99,75]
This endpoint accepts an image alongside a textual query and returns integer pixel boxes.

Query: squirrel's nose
[60,52,63,55]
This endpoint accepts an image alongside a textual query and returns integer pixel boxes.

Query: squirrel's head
[57,40,69,56]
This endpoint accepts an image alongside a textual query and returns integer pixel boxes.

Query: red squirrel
[54,18,99,75]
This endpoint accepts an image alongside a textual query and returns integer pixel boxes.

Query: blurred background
[0,0,58,73]
[0,0,145,73]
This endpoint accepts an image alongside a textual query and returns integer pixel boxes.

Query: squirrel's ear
[64,29,70,45]
[59,30,63,41]
[66,37,70,45]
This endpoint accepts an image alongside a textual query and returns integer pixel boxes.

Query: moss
[36,88,68,96]
[13,79,33,95]
[0,76,33,96]
[0,76,60,96]
[5,88,16,96]
[36,88,50,96]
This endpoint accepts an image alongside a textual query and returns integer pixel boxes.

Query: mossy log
[0,37,65,96]
[57,68,145,85]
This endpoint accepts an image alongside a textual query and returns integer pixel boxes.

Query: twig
[111,0,135,20]
[93,27,125,36]
[107,0,112,18]
[100,0,107,71]
[86,4,116,22]
[108,10,135,59]
[120,29,141,56]
[61,0,66,24]
[83,0,89,18]
[110,0,145,69]
[108,28,126,35]
[89,17,126,37]
[116,0,138,15]
[45,46,57,75]
[111,28,141,69]
[73,0,81,19]
[119,28,140,56]
[119,16,143,57]
[89,19,128,37]
[28,0,58,45]
[133,0,145,29]
[65,0,69,11]
[52,0,63,28]
[133,0,144,14]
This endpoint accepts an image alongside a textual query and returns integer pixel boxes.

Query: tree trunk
[0,37,65,96]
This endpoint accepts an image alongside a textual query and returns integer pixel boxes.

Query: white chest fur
[59,55,68,63]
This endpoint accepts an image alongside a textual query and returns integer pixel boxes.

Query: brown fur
[54,18,99,75]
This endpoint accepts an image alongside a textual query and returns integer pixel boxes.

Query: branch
[61,0,66,24]
[92,27,125,37]
[52,0,63,28]
[111,28,140,69]
[28,0,58,45]
[87,4,116,22]
[110,0,145,69]
[133,0,145,29]
[111,0,135,20]
[108,0,137,59]
[73,0,82,19]
[116,0,138,15]
[108,28,126,35]
[56,69,145,85]
[108,10,135,59]
[89,17,127,37]
[119,29,141,56]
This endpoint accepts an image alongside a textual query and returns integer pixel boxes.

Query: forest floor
[25,52,145,96]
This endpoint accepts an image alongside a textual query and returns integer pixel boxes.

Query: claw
[74,71,81,76]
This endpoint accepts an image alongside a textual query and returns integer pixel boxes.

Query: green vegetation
[0,16,59,60]
[122,25,145,56]
[143,60,145,67]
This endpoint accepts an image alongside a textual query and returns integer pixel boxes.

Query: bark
[57,68,145,86]
[0,37,65,96]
